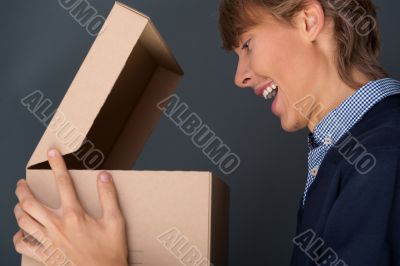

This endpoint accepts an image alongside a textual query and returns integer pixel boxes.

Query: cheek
[248,48,271,77]
[250,31,309,82]
[276,46,315,106]
[248,30,315,115]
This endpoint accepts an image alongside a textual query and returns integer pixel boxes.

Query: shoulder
[329,94,400,180]
[334,146,400,196]
[348,93,400,151]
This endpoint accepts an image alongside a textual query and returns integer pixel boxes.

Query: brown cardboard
[22,2,229,266]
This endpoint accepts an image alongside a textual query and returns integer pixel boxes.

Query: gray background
[1,0,399,265]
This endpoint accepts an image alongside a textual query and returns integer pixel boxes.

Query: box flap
[27,2,183,170]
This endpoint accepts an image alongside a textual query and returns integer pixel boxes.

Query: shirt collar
[308,78,400,150]
[307,132,317,150]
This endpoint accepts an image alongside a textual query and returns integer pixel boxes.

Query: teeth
[262,84,279,100]
[262,89,269,100]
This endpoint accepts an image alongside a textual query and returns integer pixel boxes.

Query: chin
[280,117,304,133]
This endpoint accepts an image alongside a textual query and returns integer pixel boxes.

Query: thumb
[97,171,122,220]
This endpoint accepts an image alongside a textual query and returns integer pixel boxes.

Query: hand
[13,148,128,266]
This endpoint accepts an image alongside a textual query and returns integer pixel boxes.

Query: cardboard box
[22,2,229,266]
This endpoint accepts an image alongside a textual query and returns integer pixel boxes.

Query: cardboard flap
[27,2,183,170]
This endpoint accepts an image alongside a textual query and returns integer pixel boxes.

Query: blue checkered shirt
[303,78,400,207]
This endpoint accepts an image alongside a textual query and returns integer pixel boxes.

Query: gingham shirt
[303,78,400,207]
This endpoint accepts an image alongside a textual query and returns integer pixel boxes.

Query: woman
[13,0,400,265]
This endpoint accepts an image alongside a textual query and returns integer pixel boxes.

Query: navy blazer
[290,93,400,266]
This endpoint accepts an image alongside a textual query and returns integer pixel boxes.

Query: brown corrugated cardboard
[22,2,229,265]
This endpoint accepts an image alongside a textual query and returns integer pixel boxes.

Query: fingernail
[48,149,59,158]
[100,172,112,183]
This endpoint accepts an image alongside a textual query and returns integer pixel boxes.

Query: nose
[234,59,252,88]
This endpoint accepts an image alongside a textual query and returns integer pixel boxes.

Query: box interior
[29,22,183,170]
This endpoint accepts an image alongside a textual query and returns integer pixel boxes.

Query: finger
[97,171,123,221]
[13,230,48,262]
[15,180,51,227]
[14,204,46,238]
[47,148,80,209]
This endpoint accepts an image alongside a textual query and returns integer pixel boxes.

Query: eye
[241,39,251,50]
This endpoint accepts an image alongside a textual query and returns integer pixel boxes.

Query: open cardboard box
[22,2,229,265]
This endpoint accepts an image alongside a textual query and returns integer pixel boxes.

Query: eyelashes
[241,38,251,50]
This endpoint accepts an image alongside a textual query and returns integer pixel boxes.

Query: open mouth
[255,81,279,100]
[261,82,278,100]
[254,81,280,115]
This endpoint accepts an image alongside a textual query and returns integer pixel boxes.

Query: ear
[300,1,325,42]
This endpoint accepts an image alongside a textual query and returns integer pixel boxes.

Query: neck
[307,68,371,133]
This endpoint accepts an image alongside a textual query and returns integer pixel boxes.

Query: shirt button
[311,167,319,176]
[324,137,332,145]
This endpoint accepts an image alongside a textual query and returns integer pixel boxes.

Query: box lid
[27,1,183,170]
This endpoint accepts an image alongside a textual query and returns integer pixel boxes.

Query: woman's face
[233,12,323,132]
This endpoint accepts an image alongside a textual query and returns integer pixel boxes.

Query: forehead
[222,5,268,47]
[234,17,281,48]
[235,12,283,44]
[219,0,287,52]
